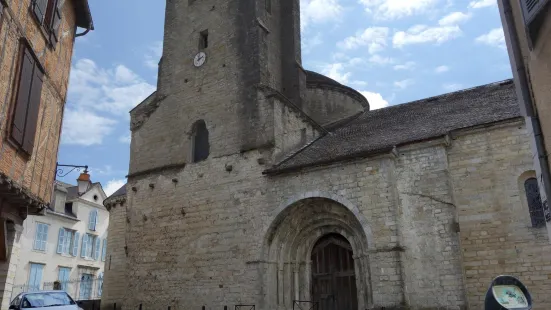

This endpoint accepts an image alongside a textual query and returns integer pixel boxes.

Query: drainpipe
[500,0,551,217]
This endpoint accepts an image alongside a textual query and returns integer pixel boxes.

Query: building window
[64,202,74,216]
[525,177,545,228]
[10,43,44,155]
[520,0,551,47]
[191,120,210,163]
[79,273,93,300]
[88,210,98,231]
[28,263,44,292]
[97,272,104,297]
[33,223,49,252]
[81,234,101,260]
[31,0,63,47]
[199,30,208,49]
[58,267,70,291]
[56,228,79,256]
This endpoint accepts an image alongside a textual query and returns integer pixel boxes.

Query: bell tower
[128,0,305,174]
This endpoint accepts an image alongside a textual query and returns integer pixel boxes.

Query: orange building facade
[0,0,92,307]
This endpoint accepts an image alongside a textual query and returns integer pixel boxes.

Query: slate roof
[56,181,101,201]
[109,185,127,199]
[267,79,521,174]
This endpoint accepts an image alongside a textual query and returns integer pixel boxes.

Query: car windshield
[22,292,75,308]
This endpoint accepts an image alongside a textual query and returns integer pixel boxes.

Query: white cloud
[322,63,351,84]
[439,12,472,26]
[119,133,131,144]
[393,24,462,47]
[352,81,369,87]
[68,59,156,116]
[468,0,496,9]
[144,41,163,70]
[435,65,450,73]
[103,179,126,197]
[394,79,415,89]
[302,33,323,55]
[476,28,505,49]
[443,83,463,91]
[360,91,390,110]
[393,61,416,70]
[301,0,343,29]
[359,0,439,20]
[338,27,389,54]
[61,109,116,146]
[369,55,395,65]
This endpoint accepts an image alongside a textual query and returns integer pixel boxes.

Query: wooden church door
[311,234,358,310]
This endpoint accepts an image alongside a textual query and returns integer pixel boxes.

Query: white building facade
[12,173,109,302]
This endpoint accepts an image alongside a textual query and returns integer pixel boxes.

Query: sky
[56,0,512,196]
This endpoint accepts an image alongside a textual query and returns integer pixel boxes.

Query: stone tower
[116,0,322,308]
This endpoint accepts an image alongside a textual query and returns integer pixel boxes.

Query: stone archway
[261,197,372,310]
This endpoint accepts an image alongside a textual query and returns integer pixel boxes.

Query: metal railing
[10,275,103,302]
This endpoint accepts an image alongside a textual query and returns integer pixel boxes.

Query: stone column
[0,220,23,309]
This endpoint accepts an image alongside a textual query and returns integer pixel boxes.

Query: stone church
[102,1,551,309]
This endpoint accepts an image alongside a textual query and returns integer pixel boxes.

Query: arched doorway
[261,196,372,310]
[311,234,358,310]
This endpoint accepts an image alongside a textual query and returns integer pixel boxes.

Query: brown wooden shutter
[11,48,35,146]
[22,64,44,154]
[32,0,49,24]
[48,0,62,47]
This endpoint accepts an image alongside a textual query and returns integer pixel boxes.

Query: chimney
[77,169,91,195]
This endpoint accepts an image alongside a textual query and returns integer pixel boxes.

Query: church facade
[102,1,551,309]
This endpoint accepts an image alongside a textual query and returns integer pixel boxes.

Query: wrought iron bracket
[55,162,88,178]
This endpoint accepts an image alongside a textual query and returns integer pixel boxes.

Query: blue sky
[56,0,511,195]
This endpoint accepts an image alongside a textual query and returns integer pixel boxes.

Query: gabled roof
[266,79,521,174]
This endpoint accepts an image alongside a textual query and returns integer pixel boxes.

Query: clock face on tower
[194,52,206,67]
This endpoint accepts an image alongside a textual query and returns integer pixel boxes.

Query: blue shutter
[97,272,104,297]
[101,239,107,261]
[33,224,41,250]
[81,234,88,258]
[88,210,97,231]
[58,267,70,291]
[94,237,101,260]
[29,264,43,291]
[72,232,80,256]
[42,224,49,251]
[57,228,65,254]
[94,210,99,230]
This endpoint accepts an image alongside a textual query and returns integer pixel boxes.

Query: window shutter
[81,234,88,257]
[42,224,49,251]
[72,232,80,256]
[94,210,98,230]
[94,237,100,260]
[56,228,65,254]
[521,0,549,25]
[32,0,49,24]
[34,224,42,250]
[48,0,62,47]
[89,210,97,230]
[11,48,35,146]
[21,65,43,154]
[101,239,107,261]
[98,272,103,296]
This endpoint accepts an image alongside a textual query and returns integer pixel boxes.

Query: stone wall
[101,200,128,309]
[449,120,551,310]
[104,117,551,310]
[0,0,77,203]
[303,86,366,127]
